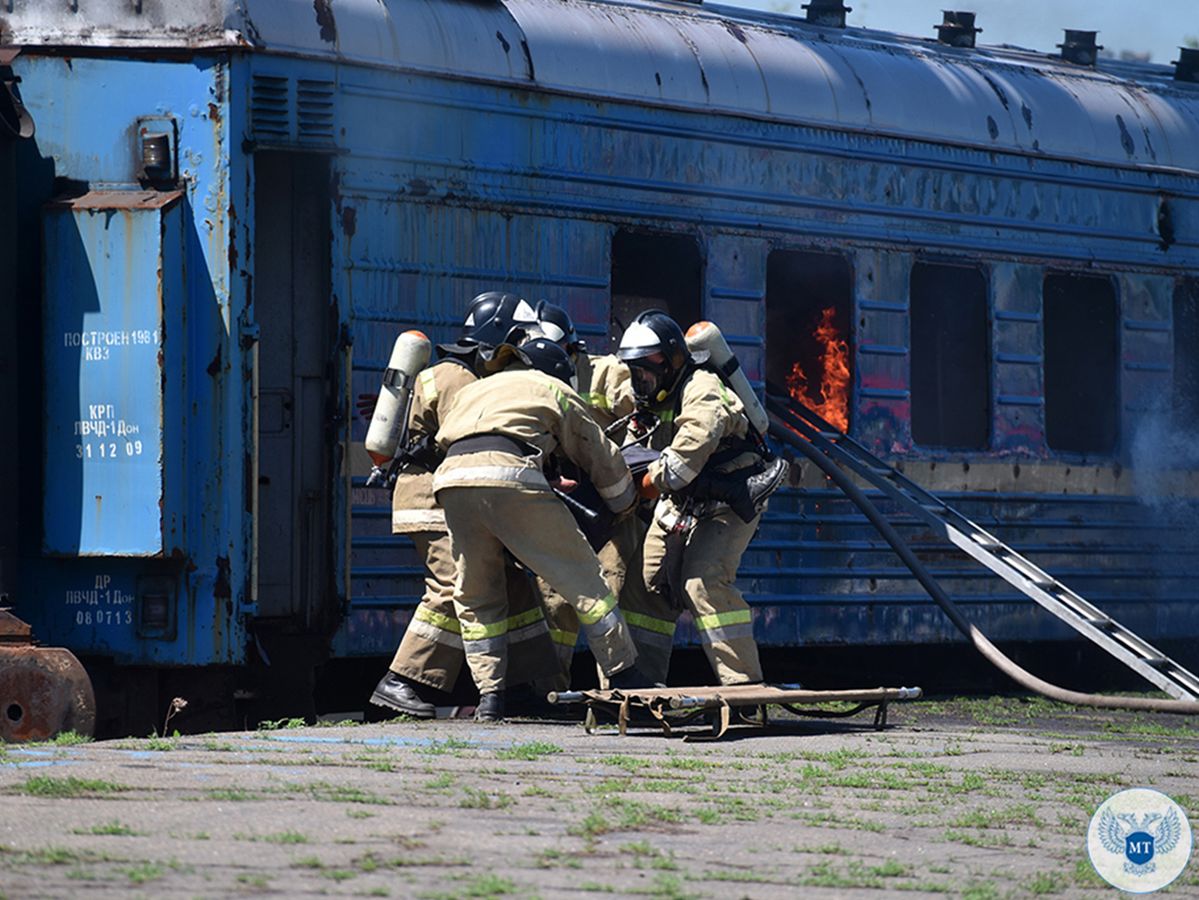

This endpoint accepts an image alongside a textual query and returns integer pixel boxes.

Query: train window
[1174,278,1199,422]
[1043,273,1118,454]
[910,262,990,449]
[610,229,702,348]
[765,250,853,432]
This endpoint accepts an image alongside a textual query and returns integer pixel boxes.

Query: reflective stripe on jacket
[575,353,637,432]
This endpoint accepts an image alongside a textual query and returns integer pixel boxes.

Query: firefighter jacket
[390,358,477,534]
[432,368,637,514]
[643,367,759,519]
[575,353,637,432]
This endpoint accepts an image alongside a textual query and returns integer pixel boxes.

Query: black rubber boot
[369,672,436,719]
[475,691,506,722]
[607,665,651,691]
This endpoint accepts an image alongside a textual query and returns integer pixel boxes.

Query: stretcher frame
[548,684,923,740]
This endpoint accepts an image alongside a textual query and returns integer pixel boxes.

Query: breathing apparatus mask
[616,310,693,405]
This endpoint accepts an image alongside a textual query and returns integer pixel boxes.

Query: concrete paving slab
[1,696,1197,898]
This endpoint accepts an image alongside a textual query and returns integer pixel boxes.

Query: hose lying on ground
[767,413,1199,716]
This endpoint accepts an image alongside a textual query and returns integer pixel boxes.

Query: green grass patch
[497,741,562,761]
[1026,870,1068,894]
[37,730,93,747]
[72,820,140,837]
[124,861,165,884]
[598,754,646,772]
[207,788,254,802]
[18,776,126,798]
[418,737,476,756]
[144,733,178,751]
[307,782,391,805]
[948,803,1042,829]
[459,787,513,810]
[257,717,308,731]
[262,831,308,844]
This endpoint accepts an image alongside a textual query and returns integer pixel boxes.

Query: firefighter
[616,310,766,685]
[432,337,646,720]
[528,302,679,687]
[368,292,560,718]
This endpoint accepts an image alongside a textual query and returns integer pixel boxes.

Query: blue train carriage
[5,0,1199,727]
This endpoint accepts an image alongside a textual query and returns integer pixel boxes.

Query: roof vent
[803,0,851,28]
[1174,47,1199,83]
[1058,30,1102,66]
[936,11,980,48]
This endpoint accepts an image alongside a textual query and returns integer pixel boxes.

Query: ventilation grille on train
[297,80,335,146]
[251,75,336,147]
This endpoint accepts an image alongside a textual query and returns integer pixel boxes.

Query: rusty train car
[3,0,1199,729]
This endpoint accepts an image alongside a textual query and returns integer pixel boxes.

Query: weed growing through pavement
[256,717,308,731]
[124,861,165,884]
[207,788,254,801]
[418,737,475,757]
[306,782,391,805]
[144,732,179,751]
[18,776,126,797]
[459,787,513,809]
[497,741,562,761]
[536,847,583,869]
[72,821,140,836]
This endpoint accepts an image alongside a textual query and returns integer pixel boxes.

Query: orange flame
[786,307,850,433]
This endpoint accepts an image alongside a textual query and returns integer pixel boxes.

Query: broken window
[609,229,702,348]
[1174,278,1199,423]
[765,250,853,432]
[1043,272,1118,454]
[910,262,990,449]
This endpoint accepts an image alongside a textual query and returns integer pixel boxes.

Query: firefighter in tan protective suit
[616,310,766,685]
[528,302,679,687]
[368,293,559,718]
[432,337,648,720]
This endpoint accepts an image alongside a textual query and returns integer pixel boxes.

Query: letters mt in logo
[1098,807,1183,875]
[1088,788,1192,893]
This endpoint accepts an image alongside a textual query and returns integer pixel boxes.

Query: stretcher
[548,684,922,740]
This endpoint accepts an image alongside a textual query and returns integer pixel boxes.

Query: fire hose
[767,414,1199,716]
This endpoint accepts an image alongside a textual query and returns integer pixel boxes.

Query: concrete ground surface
[1,695,1196,899]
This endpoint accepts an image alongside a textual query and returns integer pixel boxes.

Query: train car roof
[6,0,1199,173]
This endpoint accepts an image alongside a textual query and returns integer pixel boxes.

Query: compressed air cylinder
[365,330,432,464]
[685,321,770,436]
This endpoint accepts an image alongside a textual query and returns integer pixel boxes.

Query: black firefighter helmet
[616,309,692,404]
[516,336,577,388]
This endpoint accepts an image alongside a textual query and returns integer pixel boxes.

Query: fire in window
[1043,272,1119,454]
[910,262,990,449]
[765,250,853,432]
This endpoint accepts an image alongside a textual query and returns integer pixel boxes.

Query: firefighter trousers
[439,486,639,693]
[388,531,558,692]
[643,507,764,685]
[539,511,678,688]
